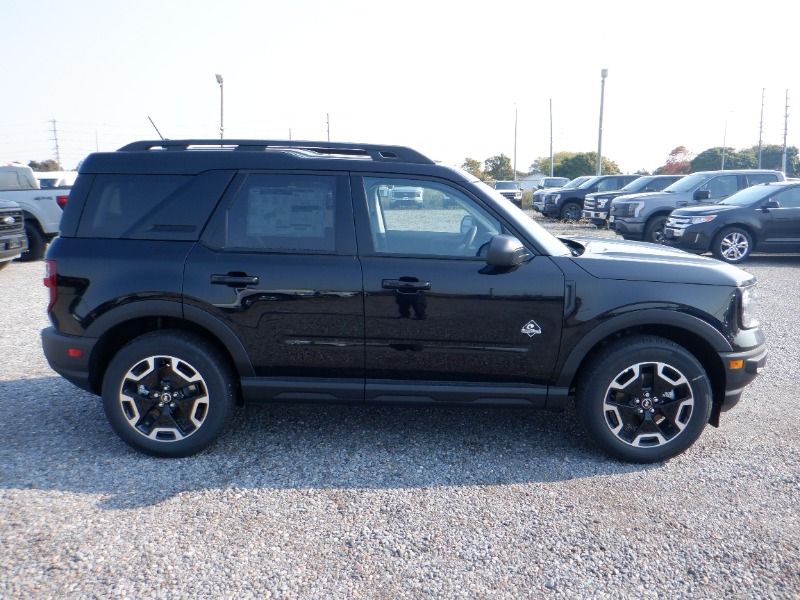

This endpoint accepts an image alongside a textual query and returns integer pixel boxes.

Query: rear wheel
[576,336,712,463]
[560,202,582,222]
[102,331,235,457]
[712,226,752,263]
[644,215,668,244]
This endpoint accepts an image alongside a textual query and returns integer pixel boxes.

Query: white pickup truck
[0,165,70,261]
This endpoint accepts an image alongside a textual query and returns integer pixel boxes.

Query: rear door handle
[382,278,431,291]
[210,274,259,286]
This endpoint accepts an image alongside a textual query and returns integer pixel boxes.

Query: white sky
[1,0,798,173]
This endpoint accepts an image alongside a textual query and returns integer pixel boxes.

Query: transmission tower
[50,119,61,166]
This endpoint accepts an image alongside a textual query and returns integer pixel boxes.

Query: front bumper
[582,209,609,225]
[41,326,98,393]
[609,217,644,239]
[662,225,713,252]
[0,231,27,261]
[718,343,768,411]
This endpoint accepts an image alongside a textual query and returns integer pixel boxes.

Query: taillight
[44,259,57,311]
[56,195,69,208]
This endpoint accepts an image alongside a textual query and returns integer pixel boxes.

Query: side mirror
[537,184,544,189]
[460,214,475,234]
[486,234,528,267]
[694,189,711,201]
[762,199,780,210]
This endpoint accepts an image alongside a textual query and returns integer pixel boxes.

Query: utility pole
[326,113,330,142]
[596,69,608,176]
[757,88,765,168]
[95,130,99,152]
[513,106,518,182]
[549,98,554,177]
[50,119,61,166]
[721,120,728,169]
[782,89,790,173]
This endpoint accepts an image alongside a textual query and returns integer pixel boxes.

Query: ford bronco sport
[42,140,767,462]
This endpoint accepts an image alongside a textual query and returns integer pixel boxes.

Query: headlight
[740,285,759,328]
[550,194,560,202]
[689,215,717,224]
[619,201,644,217]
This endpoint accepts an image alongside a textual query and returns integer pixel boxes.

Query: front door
[353,175,565,403]
[183,171,364,399]
[762,186,800,248]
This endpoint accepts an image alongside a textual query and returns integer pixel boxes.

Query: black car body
[539,174,640,220]
[583,175,684,226]
[532,176,592,213]
[664,181,800,263]
[41,140,766,462]
[0,199,27,269]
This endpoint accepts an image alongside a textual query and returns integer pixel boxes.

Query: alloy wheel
[720,232,749,261]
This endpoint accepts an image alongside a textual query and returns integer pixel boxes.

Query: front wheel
[712,226,752,263]
[560,202,582,222]
[102,331,235,457]
[576,336,712,463]
[17,221,46,262]
[644,215,668,244]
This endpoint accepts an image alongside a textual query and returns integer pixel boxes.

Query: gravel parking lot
[2,223,799,598]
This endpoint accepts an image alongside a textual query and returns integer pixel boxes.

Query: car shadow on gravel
[0,377,662,509]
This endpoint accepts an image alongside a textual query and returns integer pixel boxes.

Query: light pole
[215,74,224,140]
[596,68,608,176]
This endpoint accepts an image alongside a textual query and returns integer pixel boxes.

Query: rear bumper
[41,326,97,393]
[718,343,768,411]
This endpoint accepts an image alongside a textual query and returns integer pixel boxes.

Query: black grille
[0,210,24,234]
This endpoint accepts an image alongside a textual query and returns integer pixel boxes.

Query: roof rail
[116,139,434,164]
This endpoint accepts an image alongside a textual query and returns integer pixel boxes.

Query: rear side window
[748,173,780,186]
[208,173,338,253]
[76,171,233,240]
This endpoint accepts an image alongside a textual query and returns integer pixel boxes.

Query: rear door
[183,171,364,400]
[353,174,565,403]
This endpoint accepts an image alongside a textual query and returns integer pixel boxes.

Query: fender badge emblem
[521,320,542,337]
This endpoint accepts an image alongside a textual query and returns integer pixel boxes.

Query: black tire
[560,202,582,221]
[0,261,9,271]
[644,215,668,244]
[102,330,235,457]
[711,226,753,264]
[17,221,46,262]
[576,335,712,463]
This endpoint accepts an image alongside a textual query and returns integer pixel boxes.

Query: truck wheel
[17,222,46,262]
[560,202,582,221]
[712,227,752,263]
[576,336,712,463]
[102,330,235,457]
[644,215,668,244]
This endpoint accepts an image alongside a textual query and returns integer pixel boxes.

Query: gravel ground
[1,225,799,598]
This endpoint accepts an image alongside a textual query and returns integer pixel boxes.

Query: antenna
[326,113,330,142]
[147,116,165,140]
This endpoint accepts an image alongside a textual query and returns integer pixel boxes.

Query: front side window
[218,174,337,252]
[772,186,800,208]
[363,177,501,258]
[699,175,738,200]
[596,177,620,192]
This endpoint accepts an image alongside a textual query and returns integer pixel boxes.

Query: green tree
[690,147,757,172]
[484,154,514,180]
[461,157,485,180]
[531,151,577,177]
[556,152,621,179]
[751,144,799,175]
[28,159,62,171]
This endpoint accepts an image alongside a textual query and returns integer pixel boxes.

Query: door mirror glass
[694,189,711,201]
[486,234,528,267]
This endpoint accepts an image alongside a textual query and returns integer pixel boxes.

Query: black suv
[664,181,800,263]
[42,140,767,462]
[539,174,640,220]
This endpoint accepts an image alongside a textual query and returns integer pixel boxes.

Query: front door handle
[210,274,259,286]
[382,278,431,291]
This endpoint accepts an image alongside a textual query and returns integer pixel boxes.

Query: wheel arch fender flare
[555,309,732,388]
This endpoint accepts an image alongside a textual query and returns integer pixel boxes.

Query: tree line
[461,152,622,181]
[654,145,798,176]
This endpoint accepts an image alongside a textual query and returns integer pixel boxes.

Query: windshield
[494,181,519,190]
[663,173,713,193]
[475,181,571,257]
[718,184,776,206]
[543,178,566,187]
[561,176,590,190]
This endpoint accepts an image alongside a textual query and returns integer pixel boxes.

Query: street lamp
[596,68,608,176]
[215,74,224,140]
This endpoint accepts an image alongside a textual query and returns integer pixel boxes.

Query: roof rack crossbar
[116,140,434,164]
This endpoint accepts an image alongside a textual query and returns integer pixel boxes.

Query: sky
[1,0,798,173]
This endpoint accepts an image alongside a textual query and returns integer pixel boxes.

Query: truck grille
[0,210,24,234]
[584,198,597,210]
[665,216,691,228]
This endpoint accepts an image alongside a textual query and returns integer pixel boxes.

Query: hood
[0,198,21,210]
[671,204,738,217]
[564,236,755,286]
[613,191,669,203]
